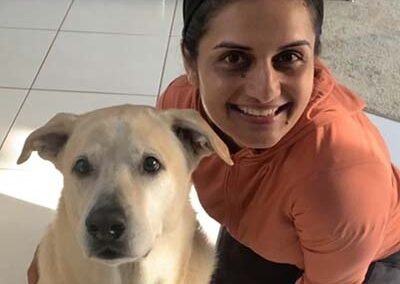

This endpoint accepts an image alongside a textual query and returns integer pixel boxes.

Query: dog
[17,105,233,284]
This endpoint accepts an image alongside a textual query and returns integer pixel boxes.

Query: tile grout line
[0,26,166,37]
[157,0,180,98]
[0,0,76,152]
[0,86,29,91]
[29,88,158,98]
[60,29,164,37]
[22,0,75,91]
[0,87,159,99]
[0,26,56,32]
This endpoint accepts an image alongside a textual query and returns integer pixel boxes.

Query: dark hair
[182,0,324,60]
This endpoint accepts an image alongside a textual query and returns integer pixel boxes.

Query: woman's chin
[231,133,283,150]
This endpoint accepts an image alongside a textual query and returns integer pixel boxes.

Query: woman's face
[185,0,316,149]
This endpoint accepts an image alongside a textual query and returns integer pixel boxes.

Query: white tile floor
[0,0,398,283]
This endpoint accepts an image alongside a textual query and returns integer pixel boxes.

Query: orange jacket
[157,60,400,284]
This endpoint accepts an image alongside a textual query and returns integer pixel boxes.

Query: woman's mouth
[230,103,292,122]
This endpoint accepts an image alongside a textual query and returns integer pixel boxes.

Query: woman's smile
[228,103,293,126]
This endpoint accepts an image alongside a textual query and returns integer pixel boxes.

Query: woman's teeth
[236,105,279,117]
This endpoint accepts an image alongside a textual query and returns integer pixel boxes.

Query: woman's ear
[181,43,199,89]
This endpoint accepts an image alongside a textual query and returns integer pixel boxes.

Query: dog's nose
[85,206,126,242]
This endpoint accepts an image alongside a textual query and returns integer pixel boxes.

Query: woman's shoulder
[281,111,391,189]
[300,61,390,167]
[296,111,391,175]
[156,75,198,110]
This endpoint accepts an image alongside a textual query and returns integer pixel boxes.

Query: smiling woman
[181,0,318,150]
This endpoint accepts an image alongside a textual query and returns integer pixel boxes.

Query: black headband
[182,0,204,38]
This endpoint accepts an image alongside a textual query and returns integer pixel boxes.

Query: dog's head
[17,105,232,265]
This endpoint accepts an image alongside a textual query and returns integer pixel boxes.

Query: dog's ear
[162,109,233,168]
[17,113,78,165]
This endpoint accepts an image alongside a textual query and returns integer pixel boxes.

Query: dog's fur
[18,105,233,284]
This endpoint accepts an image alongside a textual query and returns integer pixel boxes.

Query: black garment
[364,251,400,283]
[211,227,400,284]
[210,228,303,284]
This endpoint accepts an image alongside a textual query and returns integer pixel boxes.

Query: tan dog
[18,105,233,284]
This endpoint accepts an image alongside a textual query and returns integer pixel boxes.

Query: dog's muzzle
[85,200,128,260]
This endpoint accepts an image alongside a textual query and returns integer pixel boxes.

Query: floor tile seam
[157,0,180,97]
[28,88,158,98]
[0,0,76,152]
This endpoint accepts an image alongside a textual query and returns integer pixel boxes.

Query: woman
[29,0,400,283]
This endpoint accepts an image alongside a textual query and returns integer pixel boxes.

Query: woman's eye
[221,52,250,69]
[224,53,242,64]
[275,51,302,65]
[73,158,93,177]
[142,156,162,174]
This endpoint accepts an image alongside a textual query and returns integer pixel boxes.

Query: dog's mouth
[96,248,125,260]
[90,246,152,263]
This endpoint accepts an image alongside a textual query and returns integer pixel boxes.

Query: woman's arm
[293,162,392,284]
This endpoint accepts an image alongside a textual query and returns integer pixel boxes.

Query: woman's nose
[245,62,281,102]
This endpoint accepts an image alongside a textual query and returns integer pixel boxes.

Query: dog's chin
[93,255,133,266]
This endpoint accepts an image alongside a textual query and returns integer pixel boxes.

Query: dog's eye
[73,158,93,177]
[142,156,161,174]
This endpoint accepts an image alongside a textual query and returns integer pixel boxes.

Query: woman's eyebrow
[213,41,252,51]
[278,40,311,51]
[213,40,311,51]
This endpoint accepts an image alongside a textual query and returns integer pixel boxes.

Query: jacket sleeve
[293,161,393,284]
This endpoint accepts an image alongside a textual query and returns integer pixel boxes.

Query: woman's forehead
[201,0,315,48]
[208,0,312,27]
